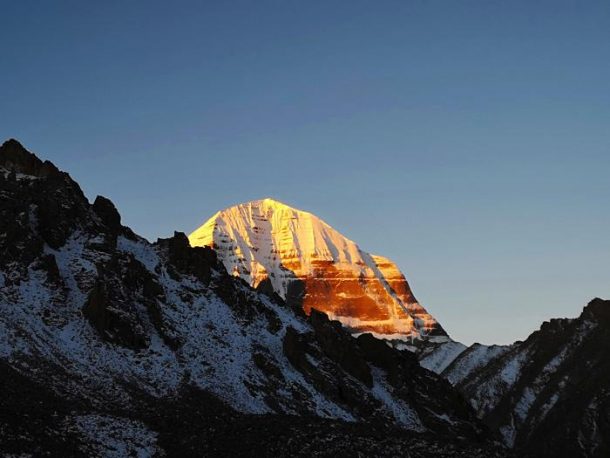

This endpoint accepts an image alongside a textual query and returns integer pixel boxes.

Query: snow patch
[370,368,425,431]
[117,236,160,272]
[514,387,536,422]
[71,414,160,458]
[445,344,510,385]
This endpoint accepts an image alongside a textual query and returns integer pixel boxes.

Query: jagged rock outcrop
[0,139,504,456]
[92,195,122,236]
[157,231,218,284]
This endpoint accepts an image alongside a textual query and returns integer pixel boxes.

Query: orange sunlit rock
[189,198,445,340]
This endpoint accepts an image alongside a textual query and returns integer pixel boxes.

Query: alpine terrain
[2,139,608,457]
[0,138,506,457]
[190,197,610,457]
[189,199,466,372]
[443,298,610,457]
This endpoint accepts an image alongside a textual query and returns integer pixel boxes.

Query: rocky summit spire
[0,138,59,177]
[189,198,445,340]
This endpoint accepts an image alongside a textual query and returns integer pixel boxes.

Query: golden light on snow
[189,198,442,340]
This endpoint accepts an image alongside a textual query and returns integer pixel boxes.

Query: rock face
[0,140,503,456]
[443,298,610,457]
[189,198,445,340]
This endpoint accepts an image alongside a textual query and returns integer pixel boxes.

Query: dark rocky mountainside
[0,139,507,456]
[444,298,610,457]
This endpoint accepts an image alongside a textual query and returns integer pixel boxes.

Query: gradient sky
[2,1,609,345]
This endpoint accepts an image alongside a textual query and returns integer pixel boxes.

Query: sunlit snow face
[189,198,442,340]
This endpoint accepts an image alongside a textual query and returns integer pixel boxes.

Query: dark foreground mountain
[444,298,610,457]
[0,139,507,456]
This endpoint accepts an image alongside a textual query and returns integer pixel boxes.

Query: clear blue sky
[2,1,609,345]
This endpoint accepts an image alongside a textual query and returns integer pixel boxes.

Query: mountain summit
[189,198,445,340]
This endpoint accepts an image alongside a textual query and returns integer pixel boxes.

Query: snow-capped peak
[189,198,444,340]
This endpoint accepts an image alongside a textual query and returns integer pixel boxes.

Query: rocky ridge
[443,298,610,457]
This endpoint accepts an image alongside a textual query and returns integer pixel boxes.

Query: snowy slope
[442,343,511,386]
[419,340,468,374]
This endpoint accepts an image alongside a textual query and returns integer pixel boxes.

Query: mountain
[0,139,505,457]
[189,198,445,342]
[189,198,468,374]
[442,298,610,457]
[187,192,610,457]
